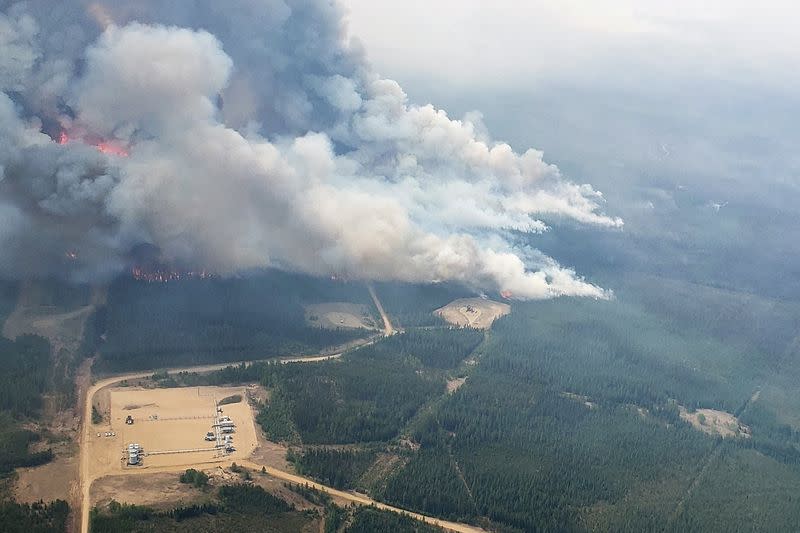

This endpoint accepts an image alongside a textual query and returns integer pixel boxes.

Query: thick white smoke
[0,1,622,299]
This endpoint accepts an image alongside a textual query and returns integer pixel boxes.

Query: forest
[3,271,800,532]
[0,499,70,533]
[0,281,66,530]
[0,287,57,475]
[343,505,444,532]
[187,275,800,533]
[90,483,308,532]
[253,328,482,444]
[94,272,373,372]
[293,449,377,490]
[0,335,53,417]
[370,281,472,327]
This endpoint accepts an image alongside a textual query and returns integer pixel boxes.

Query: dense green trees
[90,484,304,532]
[179,469,209,488]
[0,500,69,533]
[345,506,443,532]
[371,282,472,327]
[0,283,63,529]
[260,356,441,443]
[354,328,484,369]
[0,335,51,416]
[95,274,370,372]
[250,329,483,444]
[379,449,475,522]
[0,335,55,476]
[295,449,377,489]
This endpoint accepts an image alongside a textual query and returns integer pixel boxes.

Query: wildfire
[56,131,129,157]
[500,290,513,299]
[95,142,130,157]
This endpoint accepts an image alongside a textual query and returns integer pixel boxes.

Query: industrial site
[89,386,258,474]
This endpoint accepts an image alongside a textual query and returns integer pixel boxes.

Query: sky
[341,0,800,91]
[342,0,800,299]
[2,0,798,299]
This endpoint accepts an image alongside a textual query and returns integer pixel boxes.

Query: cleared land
[91,471,207,510]
[305,302,376,330]
[14,451,78,504]
[447,377,467,393]
[89,386,258,473]
[435,298,510,329]
[80,362,485,533]
[678,406,751,438]
[368,284,395,335]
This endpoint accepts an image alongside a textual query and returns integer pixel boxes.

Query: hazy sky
[342,1,799,91]
[341,1,800,299]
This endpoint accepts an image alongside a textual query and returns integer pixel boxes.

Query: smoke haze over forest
[0,0,627,299]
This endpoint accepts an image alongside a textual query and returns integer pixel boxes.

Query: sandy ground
[435,298,510,329]
[678,406,751,438]
[447,377,467,393]
[90,386,259,472]
[78,345,484,533]
[14,451,78,505]
[91,471,207,510]
[305,302,376,330]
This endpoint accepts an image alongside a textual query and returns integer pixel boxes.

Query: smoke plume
[0,0,622,299]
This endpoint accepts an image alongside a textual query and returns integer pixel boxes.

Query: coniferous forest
[4,271,800,532]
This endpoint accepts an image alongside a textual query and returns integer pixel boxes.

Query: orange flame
[56,131,129,157]
[96,142,129,157]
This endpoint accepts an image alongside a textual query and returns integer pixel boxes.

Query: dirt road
[79,353,344,533]
[237,460,485,533]
[367,283,395,336]
[80,349,483,533]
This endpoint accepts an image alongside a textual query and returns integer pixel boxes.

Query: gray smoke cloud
[0,0,622,299]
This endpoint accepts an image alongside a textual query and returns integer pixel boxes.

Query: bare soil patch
[91,471,207,510]
[435,298,510,329]
[447,377,467,393]
[87,386,258,482]
[678,406,751,438]
[249,424,291,471]
[305,302,376,330]
[14,452,78,504]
